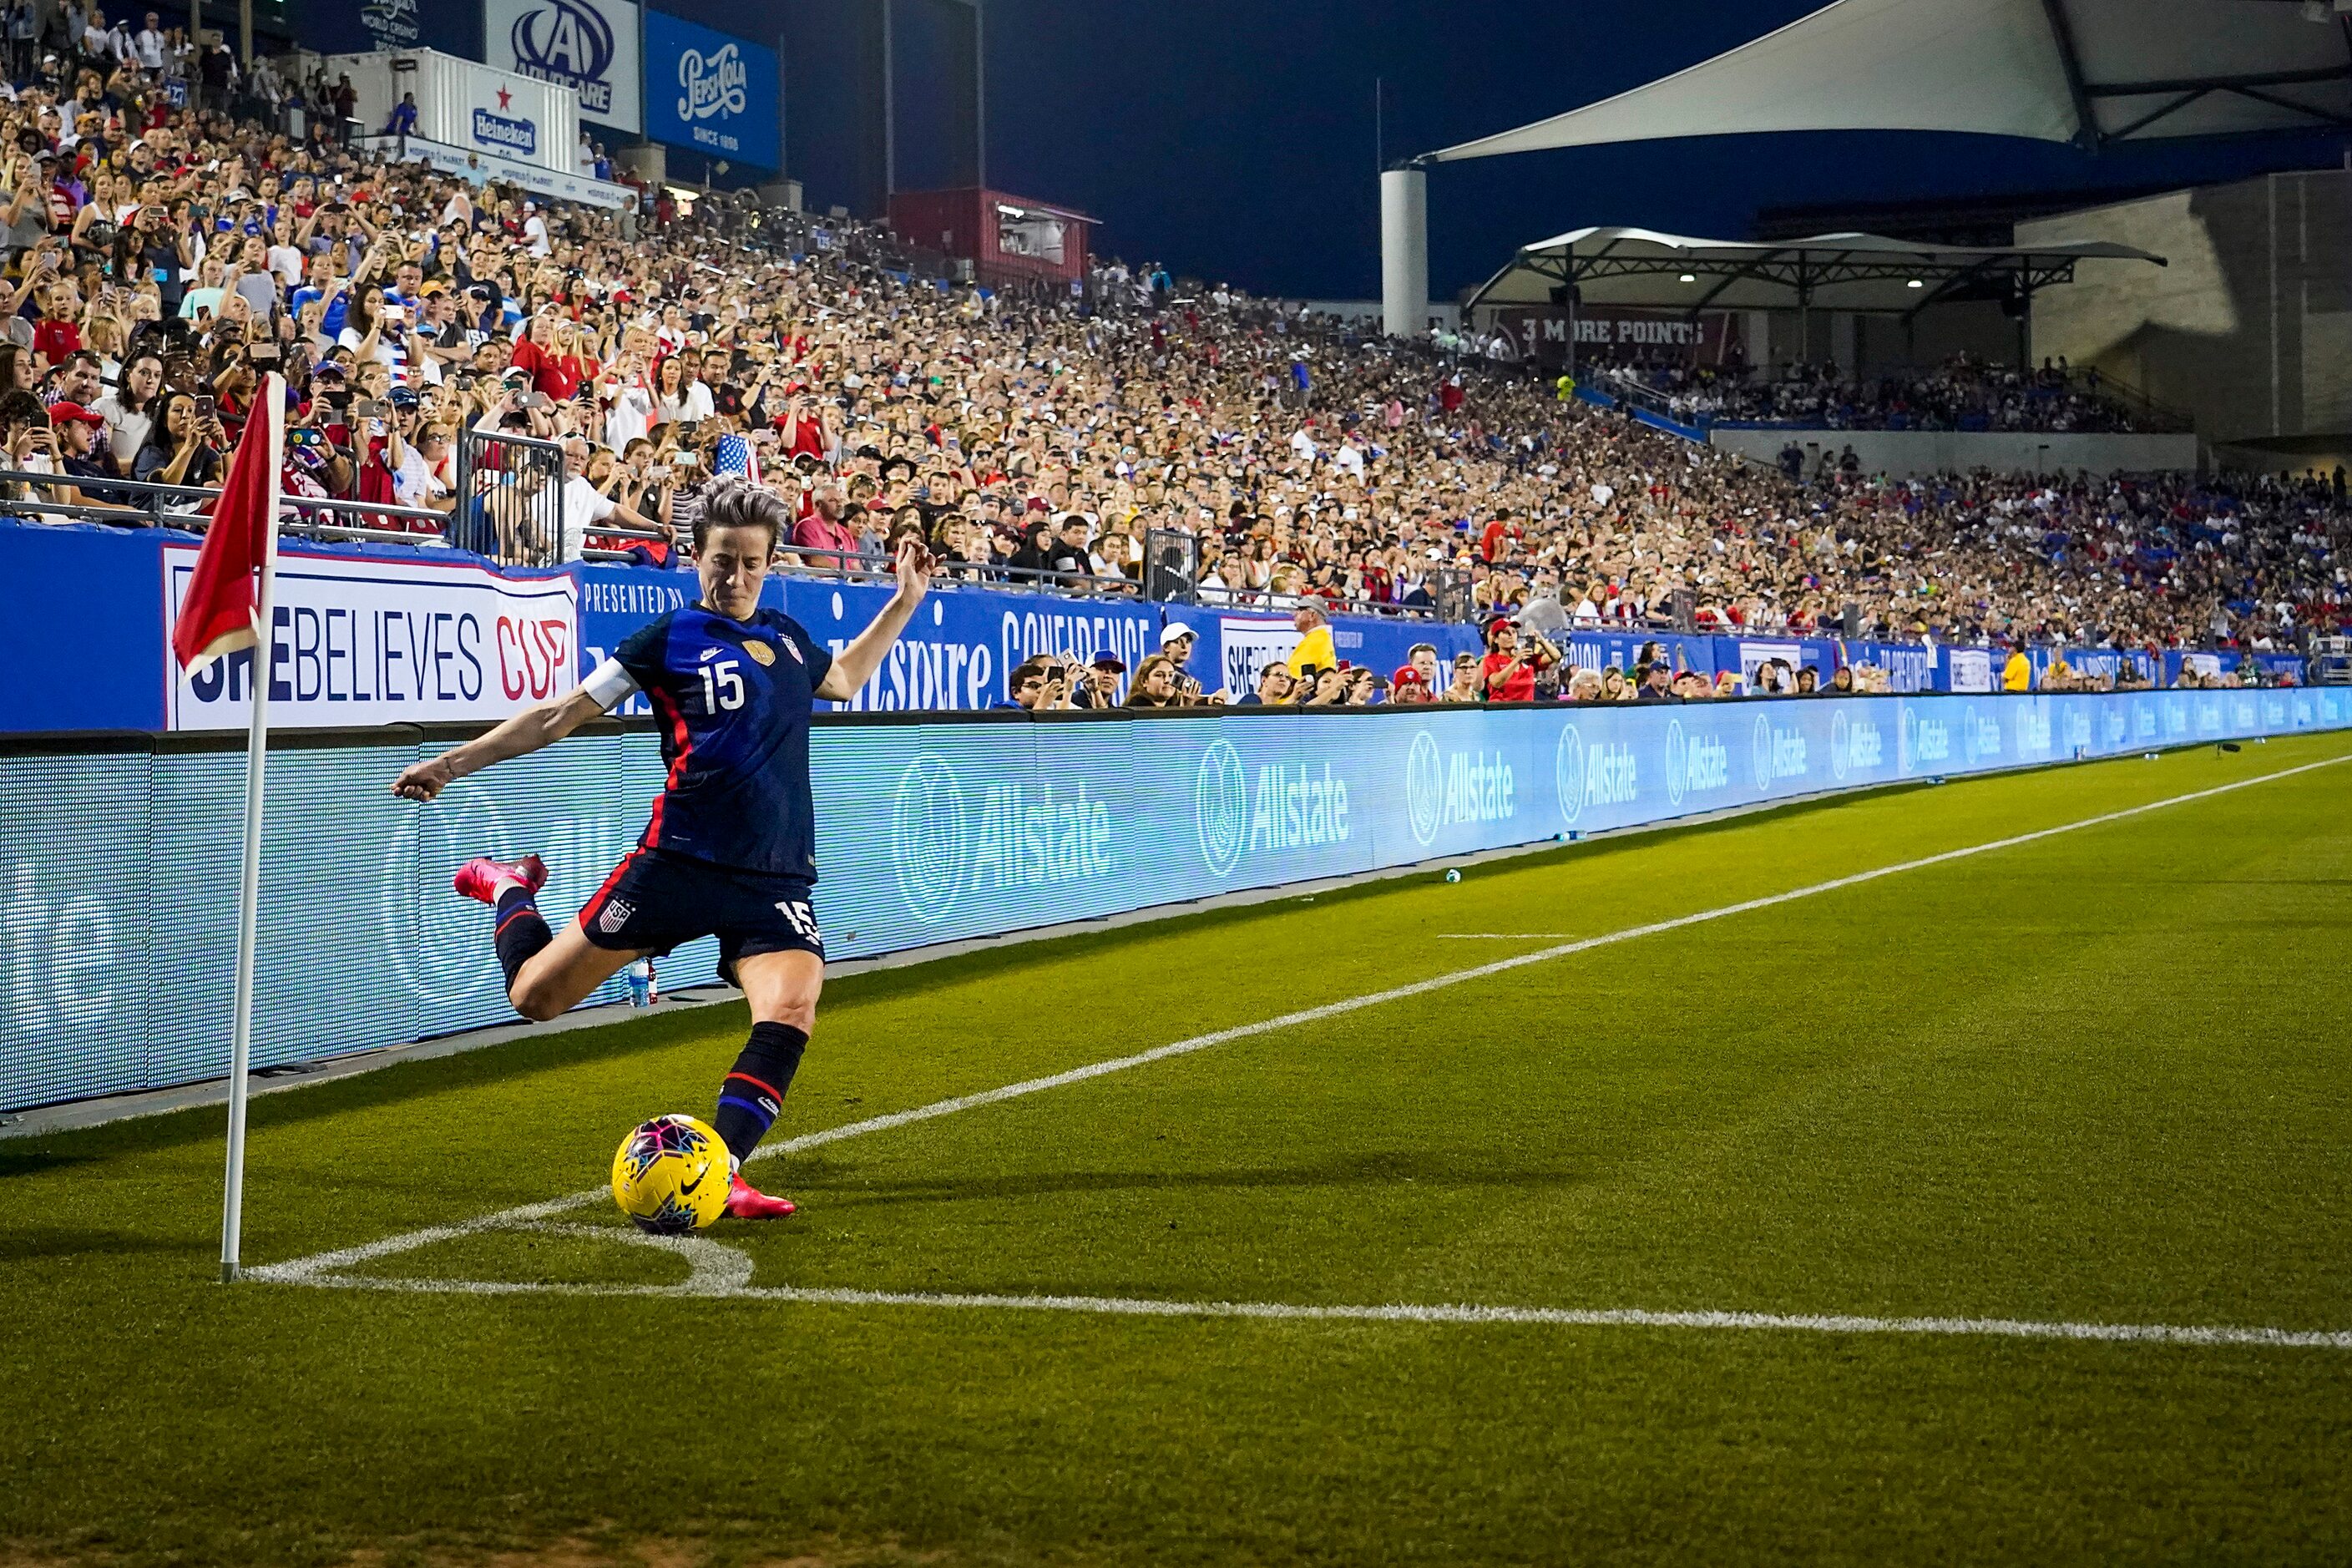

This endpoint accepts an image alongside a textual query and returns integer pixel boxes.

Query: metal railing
[756,540,1144,598]
[1141,525,1469,620]
[452,426,569,564]
[2,467,2314,677]
[0,467,453,543]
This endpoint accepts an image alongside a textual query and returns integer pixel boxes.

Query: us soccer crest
[597,898,635,934]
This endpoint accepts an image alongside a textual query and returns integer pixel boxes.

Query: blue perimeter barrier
[0,523,2302,734]
[2,685,2347,1111]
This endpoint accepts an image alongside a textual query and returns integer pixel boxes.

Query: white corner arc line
[273,1267,2352,1352]
[246,754,2349,1288]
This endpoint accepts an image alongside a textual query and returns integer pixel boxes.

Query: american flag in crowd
[711,432,761,483]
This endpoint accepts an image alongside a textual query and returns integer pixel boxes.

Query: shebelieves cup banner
[488,0,643,134]
[163,547,579,731]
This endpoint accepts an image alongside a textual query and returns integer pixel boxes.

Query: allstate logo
[1663,720,1687,807]
[1194,738,1248,877]
[1830,711,1849,781]
[678,43,748,122]
[1554,723,1586,825]
[1406,731,1444,845]
[511,0,616,111]
[891,753,969,922]
[1751,715,1773,792]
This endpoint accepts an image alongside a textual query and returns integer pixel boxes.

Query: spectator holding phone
[997,658,1069,711]
[132,388,221,487]
[773,389,834,463]
[1123,654,1184,709]
[387,406,454,516]
[1070,654,1125,710]
[507,312,591,402]
[46,399,114,485]
[1479,617,1555,703]
[1297,666,1349,707]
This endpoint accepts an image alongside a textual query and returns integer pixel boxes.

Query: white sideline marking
[278,1223,2352,1350]
[246,753,2350,1292]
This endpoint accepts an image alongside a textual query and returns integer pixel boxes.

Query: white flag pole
[220,376,283,1284]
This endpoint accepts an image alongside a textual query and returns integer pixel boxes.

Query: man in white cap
[1159,621,1196,685]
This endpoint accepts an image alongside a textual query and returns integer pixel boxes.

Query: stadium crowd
[992,598,2268,711]
[0,24,2342,687]
[1602,352,2179,434]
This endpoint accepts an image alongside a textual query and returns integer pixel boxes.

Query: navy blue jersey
[609,605,834,877]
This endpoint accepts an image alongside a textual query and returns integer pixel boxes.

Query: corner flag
[173,374,286,674]
[171,373,285,1283]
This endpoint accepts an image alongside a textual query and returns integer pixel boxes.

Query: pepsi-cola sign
[488,0,643,134]
[642,9,776,167]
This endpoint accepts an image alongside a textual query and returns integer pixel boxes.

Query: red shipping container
[889,188,1095,288]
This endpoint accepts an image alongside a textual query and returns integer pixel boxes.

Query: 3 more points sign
[641,9,776,167]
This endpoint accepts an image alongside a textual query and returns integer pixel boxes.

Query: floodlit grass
[5,736,2352,1566]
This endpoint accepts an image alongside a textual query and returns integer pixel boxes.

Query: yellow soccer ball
[610,1114,731,1233]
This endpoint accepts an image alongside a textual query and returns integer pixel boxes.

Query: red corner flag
[171,372,286,674]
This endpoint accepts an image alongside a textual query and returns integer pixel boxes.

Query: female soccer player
[390,477,934,1221]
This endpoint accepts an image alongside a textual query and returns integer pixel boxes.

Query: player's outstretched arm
[815,539,935,701]
[391,687,606,802]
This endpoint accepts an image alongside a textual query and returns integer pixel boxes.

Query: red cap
[1486,616,1514,637]
[45,402,105,428]
[1391,665,1425,688]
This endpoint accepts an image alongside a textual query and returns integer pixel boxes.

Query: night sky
[816,0,2351,304]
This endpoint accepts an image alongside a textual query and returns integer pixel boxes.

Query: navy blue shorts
[578,848,824,971]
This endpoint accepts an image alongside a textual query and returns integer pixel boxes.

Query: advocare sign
[487,0,643,135]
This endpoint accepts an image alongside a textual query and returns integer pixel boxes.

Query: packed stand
[1604,352,2182,434]
[0,28,2339,690]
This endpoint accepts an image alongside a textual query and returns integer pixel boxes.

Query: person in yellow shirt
[2001,643,2032,692]
[1285,604,1336,678]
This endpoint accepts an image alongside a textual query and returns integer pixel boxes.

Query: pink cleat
[723,1170,798,1220]
[452,853,548,906]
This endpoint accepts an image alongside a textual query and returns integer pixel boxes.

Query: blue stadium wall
[3,684,2348,1111]
[0,524,2309,737]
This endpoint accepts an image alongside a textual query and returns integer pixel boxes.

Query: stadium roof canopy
[1429,0,2352,162]
[1464,227,2167,317]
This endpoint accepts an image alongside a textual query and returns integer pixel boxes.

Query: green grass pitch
[6,736,2352,1566]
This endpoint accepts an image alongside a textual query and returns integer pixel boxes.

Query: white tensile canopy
[1429,0,2352,163]
[1466,227,2167,316]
